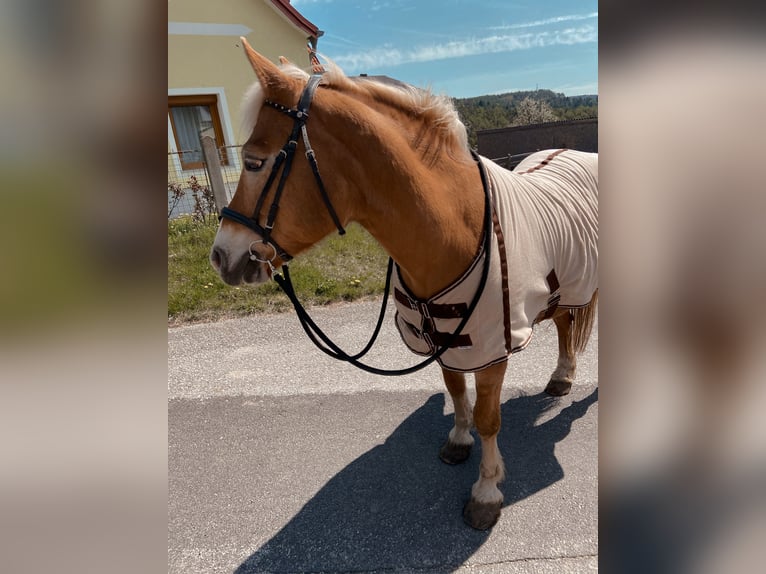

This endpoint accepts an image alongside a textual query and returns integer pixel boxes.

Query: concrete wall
[477,117,598,160]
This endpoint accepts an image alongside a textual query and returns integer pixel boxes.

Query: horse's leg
[439,368,474,464]
[545,308,576,396]
[463,361,507,530]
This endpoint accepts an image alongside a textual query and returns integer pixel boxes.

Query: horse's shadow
[236,388,598,573]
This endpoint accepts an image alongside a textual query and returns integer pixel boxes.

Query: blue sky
[292,0,598,98]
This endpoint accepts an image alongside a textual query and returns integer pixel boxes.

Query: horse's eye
[244,158,264,172]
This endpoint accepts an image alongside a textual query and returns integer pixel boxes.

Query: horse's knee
[472,363,505,436]
[472,392,501,437]
[473,412,500,438]
[442,368,467,396]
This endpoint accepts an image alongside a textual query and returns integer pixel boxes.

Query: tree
[511,97,558,126]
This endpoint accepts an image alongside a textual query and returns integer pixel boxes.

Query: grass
[168,216,390,324]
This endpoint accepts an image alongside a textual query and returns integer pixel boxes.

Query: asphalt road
[168,299,598,573]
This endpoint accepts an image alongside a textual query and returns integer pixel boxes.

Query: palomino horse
[211,38,598,530]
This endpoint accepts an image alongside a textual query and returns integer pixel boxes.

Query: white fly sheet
[393,149,598,372]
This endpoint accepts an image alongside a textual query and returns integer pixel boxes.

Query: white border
[168,22,252,36]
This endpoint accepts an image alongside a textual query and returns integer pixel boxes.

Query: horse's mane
[241,59,471,163]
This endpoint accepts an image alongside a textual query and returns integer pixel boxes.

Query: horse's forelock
[240,60,310,139]
[240,81,265,140]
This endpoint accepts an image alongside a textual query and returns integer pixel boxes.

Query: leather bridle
[219,74,345,268]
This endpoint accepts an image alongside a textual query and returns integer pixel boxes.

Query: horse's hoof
[545,379,572,396]
[439,440,472,465]
[463,498,502,530]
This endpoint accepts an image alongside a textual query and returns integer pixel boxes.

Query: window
[168,94,228,170]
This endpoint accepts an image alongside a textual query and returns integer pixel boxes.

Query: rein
[221,74,494,376]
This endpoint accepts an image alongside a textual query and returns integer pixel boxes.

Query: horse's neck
[352,148,485,299]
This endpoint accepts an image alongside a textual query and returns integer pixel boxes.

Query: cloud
[489,12,598,31]
[321,33,364,48]
[333,25,598,72]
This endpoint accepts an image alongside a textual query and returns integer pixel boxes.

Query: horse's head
[211,38,473,287]
[210,39,348,285]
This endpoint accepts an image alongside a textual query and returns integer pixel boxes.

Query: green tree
[454,90,597,147]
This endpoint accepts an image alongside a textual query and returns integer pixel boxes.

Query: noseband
[219,74,345,268]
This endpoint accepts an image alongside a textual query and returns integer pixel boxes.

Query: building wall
[169,0,317,148]
[477,118,598,161]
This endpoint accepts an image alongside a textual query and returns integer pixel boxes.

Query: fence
[168,137,243,220]
[488,151,535,170]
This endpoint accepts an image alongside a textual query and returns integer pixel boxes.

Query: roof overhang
[265,0,323,39]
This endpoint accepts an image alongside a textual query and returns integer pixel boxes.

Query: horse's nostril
[210,246,223,270]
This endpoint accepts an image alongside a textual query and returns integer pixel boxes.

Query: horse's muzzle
[210,246,271,285]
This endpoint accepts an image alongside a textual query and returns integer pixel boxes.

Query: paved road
[169,299,598,573]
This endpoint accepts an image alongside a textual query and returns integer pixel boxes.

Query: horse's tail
[571,289,598,354]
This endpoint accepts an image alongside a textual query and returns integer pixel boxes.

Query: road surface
[168,299,598,573]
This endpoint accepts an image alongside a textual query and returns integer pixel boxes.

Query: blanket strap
[393,288,467,319]
[400,318,473,349]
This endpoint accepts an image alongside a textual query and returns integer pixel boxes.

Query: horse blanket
[393,149,598,372]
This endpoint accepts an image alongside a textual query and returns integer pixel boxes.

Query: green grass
[168,217,389,324]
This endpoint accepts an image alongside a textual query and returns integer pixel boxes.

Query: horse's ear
[278,56,292,66]
[240,37,298,98]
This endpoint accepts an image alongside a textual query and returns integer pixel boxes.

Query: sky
[291,0,598,98]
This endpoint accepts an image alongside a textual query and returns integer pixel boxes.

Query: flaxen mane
[241,57,471,163]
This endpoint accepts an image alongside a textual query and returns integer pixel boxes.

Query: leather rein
[219,74,493,376]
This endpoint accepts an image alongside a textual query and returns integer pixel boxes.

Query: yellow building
[168,0,321,182]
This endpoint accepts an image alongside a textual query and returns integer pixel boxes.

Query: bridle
[219,73,494,376]
[219,74,345,269]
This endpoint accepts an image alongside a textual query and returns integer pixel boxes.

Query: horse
[210,37,598,530]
